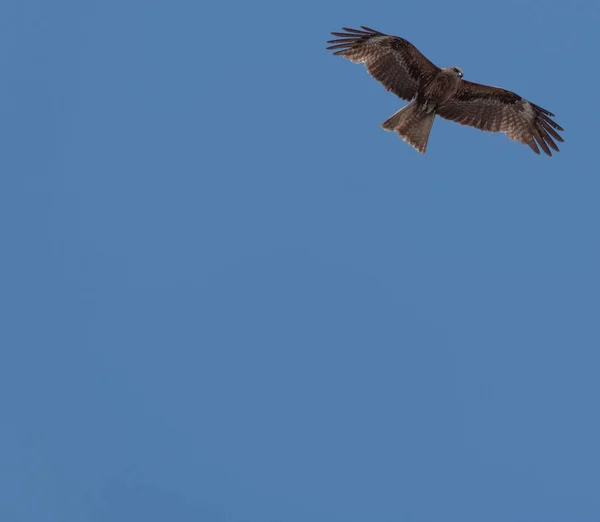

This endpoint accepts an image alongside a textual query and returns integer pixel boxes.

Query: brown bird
[327,26,564,155]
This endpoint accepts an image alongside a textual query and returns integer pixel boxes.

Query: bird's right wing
[327,26,439,101]
[437,80,564,155]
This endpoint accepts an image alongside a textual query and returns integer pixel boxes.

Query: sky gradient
[2,1,599,521]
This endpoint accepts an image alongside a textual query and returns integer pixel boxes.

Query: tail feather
[382,102,435,154]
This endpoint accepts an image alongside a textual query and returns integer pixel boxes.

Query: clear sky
[2,0,599,521]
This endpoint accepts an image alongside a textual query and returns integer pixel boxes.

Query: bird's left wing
[436,80,564,155]
[327,26,439,101]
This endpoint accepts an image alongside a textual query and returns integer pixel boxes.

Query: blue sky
[1,0,599,520]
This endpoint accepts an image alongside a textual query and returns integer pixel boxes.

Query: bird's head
[449,66,464,79]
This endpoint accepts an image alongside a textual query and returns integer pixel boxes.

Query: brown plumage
[327,26,564,155]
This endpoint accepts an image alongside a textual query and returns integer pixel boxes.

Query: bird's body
[419,69,463,110]
[327,27,564,155]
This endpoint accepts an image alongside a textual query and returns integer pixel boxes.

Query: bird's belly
[421,76,458,108]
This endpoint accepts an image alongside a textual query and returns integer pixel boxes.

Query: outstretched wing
[437,80,564,155]
[327,26,439,101]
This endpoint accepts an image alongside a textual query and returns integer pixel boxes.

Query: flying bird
[327,26,564,155]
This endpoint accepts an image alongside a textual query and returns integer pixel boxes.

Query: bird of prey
[327,26,564,155]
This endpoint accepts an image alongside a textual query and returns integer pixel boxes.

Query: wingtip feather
[341,27,371,35]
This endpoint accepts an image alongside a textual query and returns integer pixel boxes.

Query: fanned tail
[382,102,435,154]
